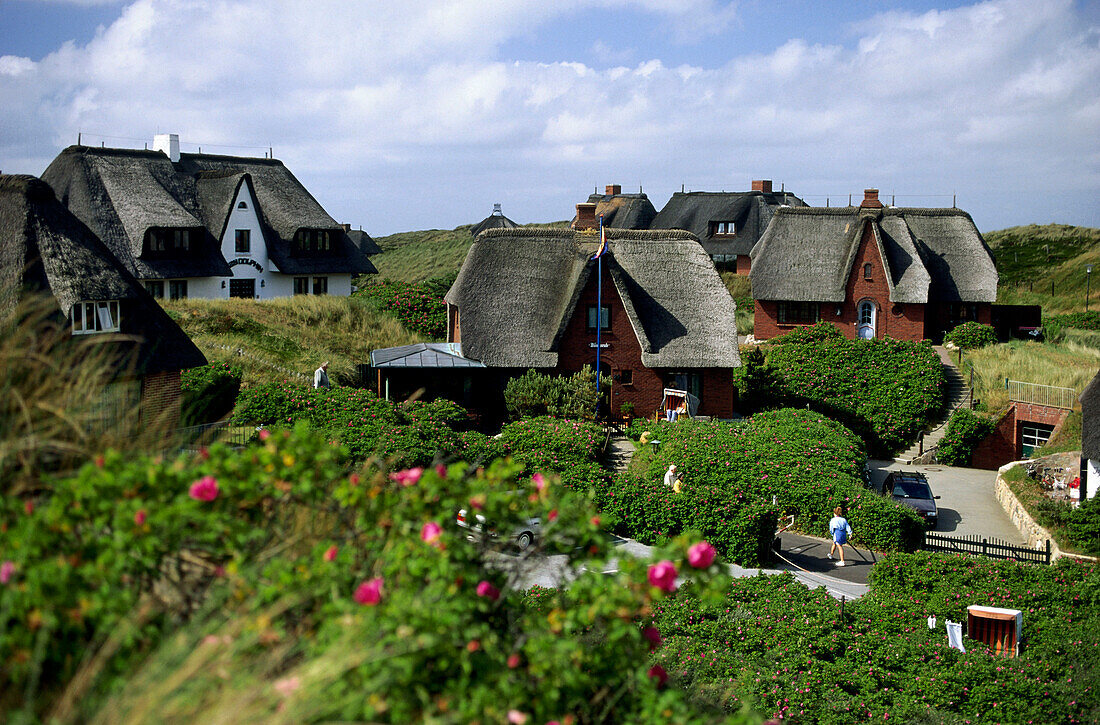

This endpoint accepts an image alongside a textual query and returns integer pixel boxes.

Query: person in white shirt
[314,361,331,389]
[663,464,677,488]
[827,506,853,567]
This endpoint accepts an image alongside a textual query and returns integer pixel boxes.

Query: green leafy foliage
[937,408,996,466]
[1069,494,1100,555]
[503,367,610,421]
[761,322,946,457]
[1,428,747,723]
[653,553,1100,723]
[606,410,923,560]
[1044,310,1100,341]
[180,361,243,426]
[498,416,609,492]
[355,279,447,338]
[944,321,997,349]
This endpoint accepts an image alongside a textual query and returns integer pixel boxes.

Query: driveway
[867,460,1025,544]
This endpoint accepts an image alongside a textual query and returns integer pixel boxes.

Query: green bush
[503,367,610,420]
[1070,494,1100,555]
[763,322,946,457]
[652,554,1100,723]
[355,279,447,338]
[937,408,996,466]
[180,361,243,426]
[944,321,998,349]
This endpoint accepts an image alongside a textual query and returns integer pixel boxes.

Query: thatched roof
[41,145,374,279]
[1081,369,1100,460]
[347,228,383,257]
[651,189,807,257]
[0,174,206,375]
[446,227,740,369]
[579,192,658,229]
[470,207,519,237]
[750,206,997,304]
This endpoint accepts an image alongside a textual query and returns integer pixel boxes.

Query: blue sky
[1,0,1098,235]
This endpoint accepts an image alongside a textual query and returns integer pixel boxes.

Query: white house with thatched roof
[750,189,998,343]
[41,135,376,301]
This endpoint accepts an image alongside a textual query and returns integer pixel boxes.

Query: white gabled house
[41,134,376,301]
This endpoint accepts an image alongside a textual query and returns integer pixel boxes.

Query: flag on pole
[591,214,607,259]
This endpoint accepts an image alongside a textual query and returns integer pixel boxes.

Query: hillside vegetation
[165,296,421,386]
[988,224,1100,314]
[371,221,571,283]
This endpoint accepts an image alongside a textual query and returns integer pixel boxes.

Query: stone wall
[995,460,1097,563]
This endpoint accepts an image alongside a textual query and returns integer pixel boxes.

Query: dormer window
[238,201,248,209]
[71,301,120,335]
[144,228,195,257]
[292,229,334,256]
[710,221,737,236]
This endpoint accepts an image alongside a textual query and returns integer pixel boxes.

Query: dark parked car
[882,471,940,529]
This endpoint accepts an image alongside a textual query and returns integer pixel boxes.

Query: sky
[1,0,1098,236]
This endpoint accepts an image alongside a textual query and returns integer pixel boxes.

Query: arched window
[863,263,872,280]
[859,300,874,325]
[238,201,248,209]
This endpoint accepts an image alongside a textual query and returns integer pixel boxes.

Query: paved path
[868,459,1025,543]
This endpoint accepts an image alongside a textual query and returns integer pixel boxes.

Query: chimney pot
[574,202,598,231]
[751,179,773,194]
[605,184,621,196]
[153,133,180,163]
[861,188,884,209]
[492,203,502,215]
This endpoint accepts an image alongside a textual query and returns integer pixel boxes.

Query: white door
[858,300,876,339]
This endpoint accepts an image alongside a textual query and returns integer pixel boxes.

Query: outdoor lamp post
[1088,266,1094,312]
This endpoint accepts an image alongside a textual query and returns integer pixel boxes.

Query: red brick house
[443,205,741,419]
[0,174,207,429]
[650,180,807,274]
[750,189,998,342]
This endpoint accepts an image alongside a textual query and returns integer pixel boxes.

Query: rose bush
[180,361,243,426]
[355,279,446,338]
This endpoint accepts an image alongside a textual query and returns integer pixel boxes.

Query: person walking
[827,506,853,567]
[314,361,331,390]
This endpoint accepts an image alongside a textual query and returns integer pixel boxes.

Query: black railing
[172,421,252,450]
[922,532,1051,565]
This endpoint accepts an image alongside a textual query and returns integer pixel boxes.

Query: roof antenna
[77,131,81,146]
[269,146,273,159]
[953,192,957,209]
[681,184,685,193]
[892,194,895,206]
[827,197,830,208]
[848,193,852,207]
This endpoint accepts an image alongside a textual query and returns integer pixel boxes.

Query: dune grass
[720,272,754,336]
[989,224,1100,315]
[164,296,422,386]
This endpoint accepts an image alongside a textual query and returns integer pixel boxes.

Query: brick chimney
[574,203,598,231]
[860,188,884,209]
[605,184,621,196]
[751,179,773,193]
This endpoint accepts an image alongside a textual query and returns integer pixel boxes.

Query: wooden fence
[923,532,1051,565]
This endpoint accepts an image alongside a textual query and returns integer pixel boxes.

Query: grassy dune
[988,224,1100,314]
[165,296,422,386]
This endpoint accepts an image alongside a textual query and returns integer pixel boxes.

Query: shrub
[356,279,447,338]
[503,367,610,420]
[498,416,604,469]
[937,408,996,466]
[2,428,742,723]
[763,322,946,457]
[944,321,998,349]
[180,361,243,426]
[1070,494,1100,555]
[1045,311,1100,341]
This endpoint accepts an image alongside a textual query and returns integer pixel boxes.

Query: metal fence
[923,532,1051,565]
[171,421,252,450]
[1006,380,1077,410]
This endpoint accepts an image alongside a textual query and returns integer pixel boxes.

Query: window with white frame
[710,221,737,236]
[71,301,121,335]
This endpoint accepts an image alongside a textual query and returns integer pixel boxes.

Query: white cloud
[0,0,1097,233]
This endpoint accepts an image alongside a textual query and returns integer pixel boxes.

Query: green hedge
[180,361,242,426]
[652,554,1100,723]
[762,322,946,457]
[1070,495,1100,555]
[607,409,924,555]
[937,408,996,466]
[503,367,609,421]
[944,321,997,349]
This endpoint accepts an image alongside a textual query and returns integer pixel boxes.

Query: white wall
[1087,458,1099,500]
[221,182,268,299]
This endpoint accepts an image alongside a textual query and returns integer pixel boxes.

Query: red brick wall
[556,263,735,418]
[753,221,926,341]
[970,402,1070,469]
[736,254,751,275]
[141,370,182,429]
[925,303,994,343]
[447,303,460,343]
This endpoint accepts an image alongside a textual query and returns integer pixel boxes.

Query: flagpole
[595,215,604,410]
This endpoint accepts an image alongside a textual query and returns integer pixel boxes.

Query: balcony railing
[1006,380,1078,410]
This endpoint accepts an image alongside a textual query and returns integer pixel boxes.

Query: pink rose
[323,545,338,562]
[389,467,423,486]
[643,625,662,650]
[435,464,447,478]
[647,560,678,592]
[420,521,443,545]
[0,561,14,585]
[134,509,147,526]
[547,509,558,522]
[507,653,521,668]
[533,473,547,492]
[507,710,528,724]
[354,577,384,605]
[648,664,668,686]
[259,428,272,441]
[273,675,300,696]
[189,476,219,502]
[476,580,500,601]
[687,541,716,569]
